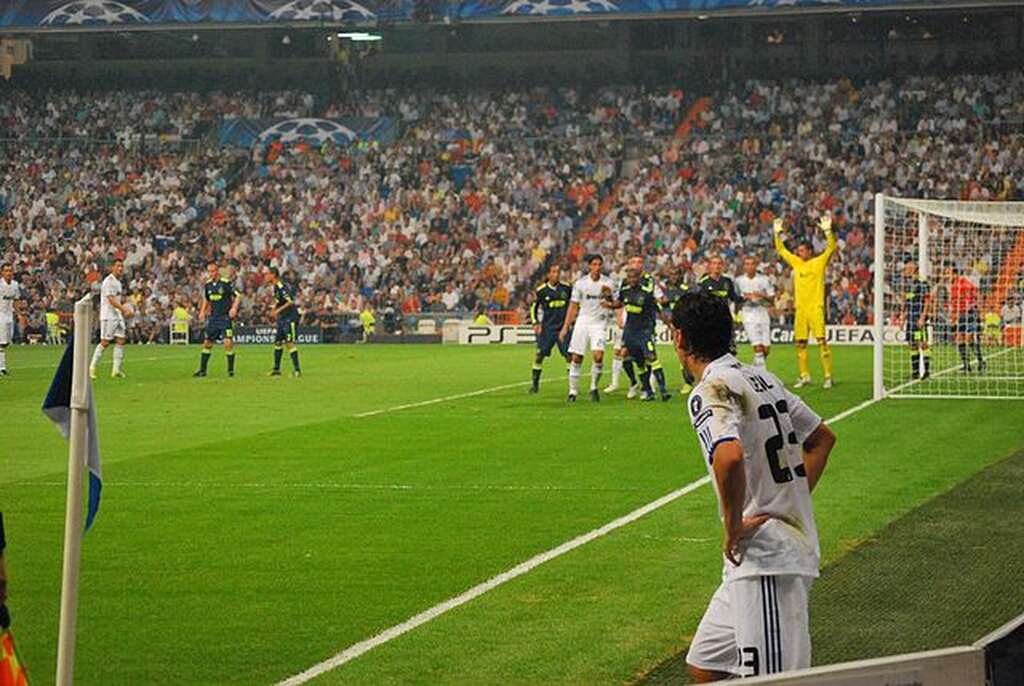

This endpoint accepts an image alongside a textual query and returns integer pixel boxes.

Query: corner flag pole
[55,295,93,686]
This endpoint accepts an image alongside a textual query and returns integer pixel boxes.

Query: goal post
[873,194,1024,400]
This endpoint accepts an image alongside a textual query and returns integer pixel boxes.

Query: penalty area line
[276,391,889,685]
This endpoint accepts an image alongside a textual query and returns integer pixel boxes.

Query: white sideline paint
[353,376,563,418]
[276,390,891,685]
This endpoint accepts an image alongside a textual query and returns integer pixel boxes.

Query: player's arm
[801,422,836,493]
[712,440,771,566]
[529,298,540,329]
[819,215,837,263]
[229,287,241,319]
[198,295,208,321]
[559,301,578,342]
[108,293,129,318]
[773,218,798,268]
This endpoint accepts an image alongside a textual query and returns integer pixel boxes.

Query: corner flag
[42,336,103,531]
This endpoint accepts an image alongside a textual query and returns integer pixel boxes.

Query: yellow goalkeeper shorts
[794,306,826,342]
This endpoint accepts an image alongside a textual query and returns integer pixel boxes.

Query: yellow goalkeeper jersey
[775,232,837,311]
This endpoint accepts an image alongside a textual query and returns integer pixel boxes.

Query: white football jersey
[0,279,20,322]
[100,274,124,321]
[687,354,822,581]
[735,274,775,312]
[571,274,616,324]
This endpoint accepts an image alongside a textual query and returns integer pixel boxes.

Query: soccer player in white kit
[559,254,616,402]
[735,256,776,368]
[0,263,24,376]
[671,290,836,681]
[90,259,132,379]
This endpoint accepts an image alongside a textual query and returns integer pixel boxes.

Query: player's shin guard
[273,345,283,371]
[91,344,105,368]
[112,344,125,372]
[623,359,637,385]
[610,358,622,387]
[199,349,211,373]
[797,345,810,379]
[531,362,542,387]
[590,362,603,391]
[290,349,301,372]
[226,351,236,374]
[820,344,833,379]
[911,353,921,378]
[568,362,581,395]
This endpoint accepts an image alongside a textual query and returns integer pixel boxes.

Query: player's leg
[567,326,589,401]
[686,581,739,682]
[588,326,606,401]
[287,321,301,375]
[272,320,286,375]
[647,339,670,400]
[793,309,811,386]
[955,317,971,372]
[0,320,11,375]
[607,344,625,393]
[224,332,236,377]
[971,312,985,370]
[749,317,770,368]
[813,310,832,388]
[111,335,127,378]
[732,575,813,676]
[90,334,111,379]
[532,330,553,392]
[194,321,216,377]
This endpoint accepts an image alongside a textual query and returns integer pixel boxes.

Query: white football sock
[754,352,766,367]
[113,344,125,372]
[91,344,105,368]
[591,362,603,390]
[0,346,6,370]
[610,358,622,386]
[568,362,581,395]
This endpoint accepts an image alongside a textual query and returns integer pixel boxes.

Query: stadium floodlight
[337,31,370,38]
[873,194,1024,400]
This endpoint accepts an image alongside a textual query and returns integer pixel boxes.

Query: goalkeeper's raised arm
[774,215,837,389]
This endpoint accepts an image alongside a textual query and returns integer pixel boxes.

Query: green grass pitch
[2,343,1023,684]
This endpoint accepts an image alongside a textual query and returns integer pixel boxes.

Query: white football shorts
[742,310,772,348]
[0,320,12,346]
[100,318,127,341]
[568,321,608,356]
[687,574,813,678]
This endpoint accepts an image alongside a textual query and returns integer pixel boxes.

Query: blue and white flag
[42,336,103,531]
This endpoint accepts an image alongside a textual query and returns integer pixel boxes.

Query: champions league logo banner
[0,0,977,28]
[219,116,398,148]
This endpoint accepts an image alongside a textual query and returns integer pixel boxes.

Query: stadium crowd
[1,71,1022,341]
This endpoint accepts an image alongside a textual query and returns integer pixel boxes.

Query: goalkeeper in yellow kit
[774,215,837,388]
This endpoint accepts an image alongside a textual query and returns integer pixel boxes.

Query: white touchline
[275,389,892,685]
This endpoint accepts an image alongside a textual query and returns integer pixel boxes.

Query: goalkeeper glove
[773,218,784,236]
[732,311,743,324]
[819,215,832,236]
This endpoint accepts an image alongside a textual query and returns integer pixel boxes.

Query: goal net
[873,195,1024,400]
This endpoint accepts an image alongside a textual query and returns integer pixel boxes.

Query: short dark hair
[585,254,603,265]
[798,239,813,250]
[671,290,733,361]
[269,267,280,277]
